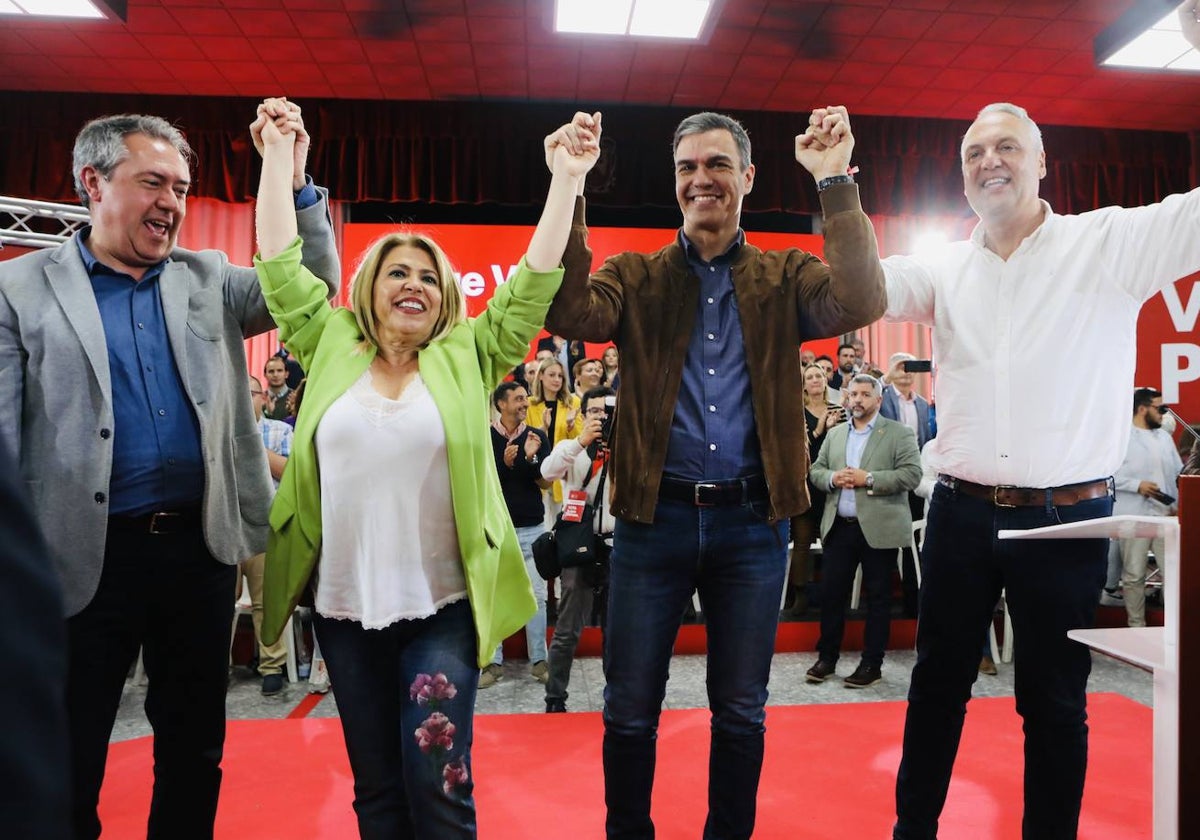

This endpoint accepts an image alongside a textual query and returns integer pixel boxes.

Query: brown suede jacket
[545,183,886,524]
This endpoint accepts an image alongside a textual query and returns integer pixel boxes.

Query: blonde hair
[531,357,570,407]
[802,363,829,410]
[349,232,465,353]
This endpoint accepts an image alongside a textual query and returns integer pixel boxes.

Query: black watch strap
[817,174,855,192]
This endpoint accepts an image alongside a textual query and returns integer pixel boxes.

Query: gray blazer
[809,415,923,549]
[0,193,339,616]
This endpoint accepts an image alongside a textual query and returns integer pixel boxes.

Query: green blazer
[809,415,923,549]
[254,237,561,666]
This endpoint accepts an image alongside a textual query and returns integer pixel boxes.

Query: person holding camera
[1113,388,1181,628]
[539,385,617,713]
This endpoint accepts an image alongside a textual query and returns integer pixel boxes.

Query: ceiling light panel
[629,0,713,39]
[556,0,633,36]
[1100,10,1197,70]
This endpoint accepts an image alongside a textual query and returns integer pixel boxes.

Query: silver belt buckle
[694,482,719,506]
[148,511,179,534]
[992,485,1019,509]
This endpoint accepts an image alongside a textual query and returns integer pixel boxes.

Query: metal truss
[0,195,89,249]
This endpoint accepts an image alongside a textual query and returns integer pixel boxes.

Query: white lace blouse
[313,369,467,628]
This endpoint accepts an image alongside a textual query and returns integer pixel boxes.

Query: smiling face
[539,363,565,401]
[498,385,529,425]
[577,360,603,389]
[674,129,755,243]
[81,133,190,278]
[961,109,1046,228]
[371,244,443,347]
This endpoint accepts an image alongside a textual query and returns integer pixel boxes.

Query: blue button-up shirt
[78,234,205,516]
[661,229,764,481]
[836,414,878,518]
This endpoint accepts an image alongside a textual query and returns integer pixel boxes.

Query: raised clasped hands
[544,111,603,179]
[250,97,309,190]
[796,105,854,183]
[1181,0,1200,50]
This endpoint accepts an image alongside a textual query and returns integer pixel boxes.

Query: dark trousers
[545,564,595,706]
[67,521,236,840]
[816,517,896,668]
[893,483,1111,840]
[602,498,788,840]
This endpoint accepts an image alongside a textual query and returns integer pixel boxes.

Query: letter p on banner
[1161,343,1200,403]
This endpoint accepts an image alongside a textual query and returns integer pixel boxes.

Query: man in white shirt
[1113,388,1182,628]
[815,82,1200,840]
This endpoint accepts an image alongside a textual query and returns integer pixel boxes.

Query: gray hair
[962,102,1043,159]
[72,114,194,206]
[887,351,915,369]
[849,373,882,397]
[673,112,752,171]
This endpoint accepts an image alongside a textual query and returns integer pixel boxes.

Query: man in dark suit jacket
[828,341,858,390]
[0,102,339,840]
[0,441,69,840]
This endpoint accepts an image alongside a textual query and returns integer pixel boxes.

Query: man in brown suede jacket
[543,107,885,840]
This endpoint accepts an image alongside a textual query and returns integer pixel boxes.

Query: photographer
[540,386,617,713]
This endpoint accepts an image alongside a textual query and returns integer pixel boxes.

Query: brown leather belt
[937,475,1113,508]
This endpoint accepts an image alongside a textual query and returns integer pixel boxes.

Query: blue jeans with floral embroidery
[316,599,479,840]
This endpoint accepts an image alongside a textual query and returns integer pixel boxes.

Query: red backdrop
[1135,270,1200,434]
[341,222,836,361]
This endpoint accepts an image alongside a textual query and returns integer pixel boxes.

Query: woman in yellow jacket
[253,101,601,839]
[525,357,582,525]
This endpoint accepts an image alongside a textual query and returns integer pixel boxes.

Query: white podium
[999,515,1179,840]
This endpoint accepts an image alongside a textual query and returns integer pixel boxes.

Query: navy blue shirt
[662,230,764,481]
[78,234,205,516]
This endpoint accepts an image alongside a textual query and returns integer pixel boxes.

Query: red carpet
[99,693,1149,838]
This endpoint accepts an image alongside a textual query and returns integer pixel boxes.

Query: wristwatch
[527,454,539,465]
[817,173,855,192]
[865,472,875,489]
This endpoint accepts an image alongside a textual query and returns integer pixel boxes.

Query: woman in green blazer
[252,100,601,839]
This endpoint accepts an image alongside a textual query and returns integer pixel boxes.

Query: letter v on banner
[1162,279,1200,332]
[1138,272,1200,419]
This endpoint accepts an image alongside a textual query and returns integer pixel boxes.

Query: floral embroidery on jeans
[410,673,470,795]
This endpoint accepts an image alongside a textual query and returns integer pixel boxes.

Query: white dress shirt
[883,190,1200,487]
[1113,426,1183,516]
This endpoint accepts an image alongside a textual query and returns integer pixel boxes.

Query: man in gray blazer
[806,374,922,688]
[0,100,339,840]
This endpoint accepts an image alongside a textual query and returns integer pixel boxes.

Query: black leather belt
[658,474,769,507]
[108,507,202,535]
[836,516,859,525]
[937,475,1113,508]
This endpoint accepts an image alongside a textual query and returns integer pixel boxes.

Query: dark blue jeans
[602,498,788,840]
[316,599,479,840]
[816,517,895,668]
[893,483,1111,840]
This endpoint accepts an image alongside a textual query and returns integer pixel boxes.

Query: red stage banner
[1136,270,1200,434]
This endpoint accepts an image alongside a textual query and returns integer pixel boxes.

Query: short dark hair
[1133,387,1162,414]
[814,354,833,365]
[581,386,615,408]
[837,343,856,355]
[673,112,752,171]
[493,380,526,410]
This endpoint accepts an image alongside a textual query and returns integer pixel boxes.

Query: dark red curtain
[0,91,1192,216]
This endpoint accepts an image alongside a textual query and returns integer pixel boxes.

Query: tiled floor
[110,633,1153,742]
